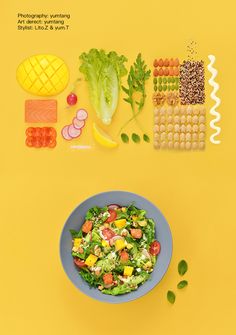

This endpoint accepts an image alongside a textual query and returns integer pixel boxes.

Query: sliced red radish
[76,109,88,121]
[73,118,85,129]
[68,124,82,138]
[108,204,120,210]
[61,125,72,140]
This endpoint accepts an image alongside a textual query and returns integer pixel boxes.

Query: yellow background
[1,0,236,334]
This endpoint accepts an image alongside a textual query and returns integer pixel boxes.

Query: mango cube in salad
[124,266,134,276]
[115,239,126,251]
[114,219,126,229]
[73,238,82,247]
[102,239,110,247]
[85,254,98,267]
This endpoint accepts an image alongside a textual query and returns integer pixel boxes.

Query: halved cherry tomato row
[25,127,57,148]
[26,127,57,138]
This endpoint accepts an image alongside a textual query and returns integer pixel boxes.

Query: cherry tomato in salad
[102,228,116,240]
[106,209,117,223]
[74,258,86,268]
[120,250,129,263]
[103,273,113,285]
[82,220,93,233]
[149,240,161,256]
[130,228,142,239]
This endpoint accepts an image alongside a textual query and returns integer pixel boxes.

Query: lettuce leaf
[79,49,127,125]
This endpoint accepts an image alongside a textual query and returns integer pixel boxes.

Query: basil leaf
[178,260,188,276]
[143,134,150,143]
[121,133,129,143]
[70,229,82,238]
[177,280,188,289]
[167,290,175,304]
[132,133,140,143]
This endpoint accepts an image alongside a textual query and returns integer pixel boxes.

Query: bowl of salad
[60,191,172,303]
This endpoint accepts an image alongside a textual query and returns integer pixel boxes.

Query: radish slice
[108,204,120,210]
[76,109,88,121]
[61,125,72,140]
[73,118,85,129]
[68,124,82,138]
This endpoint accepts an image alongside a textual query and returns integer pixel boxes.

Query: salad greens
[79,49,127,125]
[120,53,151,133]
[70,204,161,296]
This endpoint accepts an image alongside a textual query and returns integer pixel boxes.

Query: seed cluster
[179,61,205,105]
[153,105,206,150]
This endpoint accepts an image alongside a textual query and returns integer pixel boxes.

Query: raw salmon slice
[25,100,57,123]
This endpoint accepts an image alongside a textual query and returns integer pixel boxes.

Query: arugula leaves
[120,53,151,134]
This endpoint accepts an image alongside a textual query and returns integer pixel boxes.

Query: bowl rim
[59,190,173,304]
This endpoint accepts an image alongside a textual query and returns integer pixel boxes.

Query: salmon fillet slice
[25,100,57,123]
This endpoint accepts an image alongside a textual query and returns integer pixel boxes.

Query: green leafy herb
[178,260,188,276]
[167,290,176,304]
[132,133,141,143]
[121,133,129,143]
[70,229,82,238]
[177,280,188,289]
[119,53,151,133]
[143,134,150,143]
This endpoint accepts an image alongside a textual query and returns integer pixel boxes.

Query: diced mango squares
[85,254,98,267]
[124,266,134,276]
[73,238,82,247]
[115,239,126,251]
[126,243,133,250]
[102,239,110,247]
[114,219,127,229]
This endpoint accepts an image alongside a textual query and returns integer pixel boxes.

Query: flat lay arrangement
[16,45,221,151]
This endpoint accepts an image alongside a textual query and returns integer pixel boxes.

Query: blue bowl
[60,191,172,303]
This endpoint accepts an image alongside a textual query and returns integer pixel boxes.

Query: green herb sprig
[119,53,151,134]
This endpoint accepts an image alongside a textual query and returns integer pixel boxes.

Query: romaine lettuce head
[79,49,127,125]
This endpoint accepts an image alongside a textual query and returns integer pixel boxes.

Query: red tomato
[120,250,129,263]
[25,136,35,147]
[26,127,35,137]
[149,240,161,256]
[74,258,86,268]
[82,220,93,233]
[102,228,116,240]
[34,127,42,137]
[48,127,57,137]
[106,209,117,223]
[103,273,113,285]
[34,138,42,148]
[47,138,57,148]
[130,228,142,239]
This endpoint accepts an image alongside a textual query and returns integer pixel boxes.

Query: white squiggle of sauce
[207,55,221,144]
